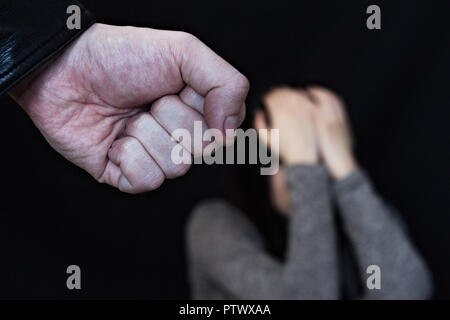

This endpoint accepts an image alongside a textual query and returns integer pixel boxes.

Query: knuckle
[150,95,176,117]
[122,187,140,195]
[146,171,165,190]
[231,73,250,96]
[165,162,191,179]
[127,170,165,193]
[126,113,151,135]
[176,31,199,45]
[172,162,192,178]
[119,138,138,156]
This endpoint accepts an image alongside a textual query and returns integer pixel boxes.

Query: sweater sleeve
[0,0,95,96]
[186,165,339,299]
[333,169,433,299]
[282,165,339,299]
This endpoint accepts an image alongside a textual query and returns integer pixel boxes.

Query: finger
[177,33,249,134]
[179,86,205,114]
[307,86,341,121]
[334,94,347,122]
[253,109,271,147]
[309,88,355,147]
[307,86,342,107]
[107,136,165,193]
[263,87,311,123]
[295,89,316,109]
[125,112,192,179]
[150,95,208,157]
[262,88,285,124]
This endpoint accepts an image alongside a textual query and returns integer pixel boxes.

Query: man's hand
[9,23,249,193]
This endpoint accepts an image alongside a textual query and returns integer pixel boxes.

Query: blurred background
[1,0,449,298]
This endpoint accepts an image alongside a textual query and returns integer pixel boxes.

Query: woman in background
[186,86,433,299]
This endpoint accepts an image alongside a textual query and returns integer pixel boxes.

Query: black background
[1,0,449,299]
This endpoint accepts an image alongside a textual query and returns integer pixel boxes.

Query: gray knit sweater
[186,165,433,299]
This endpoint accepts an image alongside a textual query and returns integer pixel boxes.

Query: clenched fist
[9,23,249,193]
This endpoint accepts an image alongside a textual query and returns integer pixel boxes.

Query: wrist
[8,51,61,104]
[329,155,358,181]
[283,152,318,165]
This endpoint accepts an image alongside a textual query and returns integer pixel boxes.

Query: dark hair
[218,90,288,260]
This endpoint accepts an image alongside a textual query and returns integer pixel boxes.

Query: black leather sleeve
[0,0,95,96]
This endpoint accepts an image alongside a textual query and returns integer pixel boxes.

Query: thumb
[174,33,249,136]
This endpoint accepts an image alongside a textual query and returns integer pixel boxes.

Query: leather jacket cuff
[0,0,95,96]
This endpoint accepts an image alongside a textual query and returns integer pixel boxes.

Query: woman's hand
[254,87,318,165]
[308,86,357,180]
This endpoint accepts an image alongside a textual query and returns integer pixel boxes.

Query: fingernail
[224,115,240,131]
